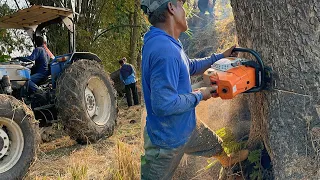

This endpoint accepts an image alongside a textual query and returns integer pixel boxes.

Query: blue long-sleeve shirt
[26,46,49,75]
[142,26,224,148]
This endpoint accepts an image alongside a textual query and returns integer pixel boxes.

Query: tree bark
[129,0,140,67]
[230,0,320,179]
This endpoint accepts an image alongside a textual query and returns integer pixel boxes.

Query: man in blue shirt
[18,36,50,94]
[141,0,249,179]
[119,57,139,107]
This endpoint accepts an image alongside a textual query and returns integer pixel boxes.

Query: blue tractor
[0,5,117,179]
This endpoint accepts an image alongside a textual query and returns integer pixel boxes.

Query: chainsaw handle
[231,47,265,92]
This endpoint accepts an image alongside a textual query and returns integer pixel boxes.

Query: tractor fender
[69,52,102,63]
[51,52,102,89]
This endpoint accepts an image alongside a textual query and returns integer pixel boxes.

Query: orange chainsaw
[194,48,271,99]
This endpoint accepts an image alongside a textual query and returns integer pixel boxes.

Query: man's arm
[16,48,39,62]
[189,45,237,76]
[150,57,203,117]
[26,48,40,61]
[189,53,224,76]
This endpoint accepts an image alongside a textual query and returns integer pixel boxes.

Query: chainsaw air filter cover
[203,57,257,99]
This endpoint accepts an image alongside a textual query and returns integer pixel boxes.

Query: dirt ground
[25,99,142,180]
[25,94,251,180]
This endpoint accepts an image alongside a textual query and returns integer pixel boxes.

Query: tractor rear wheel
[0,95,39,180]
[56,60,117,144]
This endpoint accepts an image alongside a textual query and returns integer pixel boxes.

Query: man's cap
[141,0,170,15]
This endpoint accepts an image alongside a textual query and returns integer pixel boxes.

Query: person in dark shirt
[198,0,214,16]
[20,36,50,94]
[119,57,139,107]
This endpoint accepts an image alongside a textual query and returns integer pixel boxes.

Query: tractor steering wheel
[14,57,35,67]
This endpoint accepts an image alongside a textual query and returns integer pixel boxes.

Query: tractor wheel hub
[0,128,9,159]
[85,87,96,118]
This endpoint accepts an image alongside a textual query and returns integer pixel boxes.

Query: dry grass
[110,141,140,180]
[25,104,142,180]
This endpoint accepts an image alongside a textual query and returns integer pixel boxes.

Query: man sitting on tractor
[18,36,50,95]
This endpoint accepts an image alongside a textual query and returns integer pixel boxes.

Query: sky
[3,0,28,9]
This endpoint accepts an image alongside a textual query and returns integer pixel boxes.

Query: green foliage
[27,0,144,73]
[0,4,33,56]
[183,1,197,19]
[205,159,219,170]
[215,127,246,154]
[0,54,11,62]
[216,127,264,180]
[248,147,263,180]
[248,149,261,163]
[141,155,146,166]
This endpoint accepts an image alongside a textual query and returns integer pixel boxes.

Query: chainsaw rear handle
[232,47,265,92]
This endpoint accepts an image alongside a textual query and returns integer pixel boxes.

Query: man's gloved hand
[222,45,238,58]
[199,85,218,101]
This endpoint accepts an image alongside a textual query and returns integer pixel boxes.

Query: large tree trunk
[230,0,320,179]
[129,0,140,68]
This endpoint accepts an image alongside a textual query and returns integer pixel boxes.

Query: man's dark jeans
[21,73,47,97]
[29,73,47,92]
[125,82,139,106]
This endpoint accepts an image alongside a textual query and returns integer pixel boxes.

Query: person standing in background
[119,57,139,107]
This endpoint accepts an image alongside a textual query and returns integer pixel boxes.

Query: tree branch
[24,0,30,7]
[92,24,141,43]
[13,0,20,9]
[52,0,65,8]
